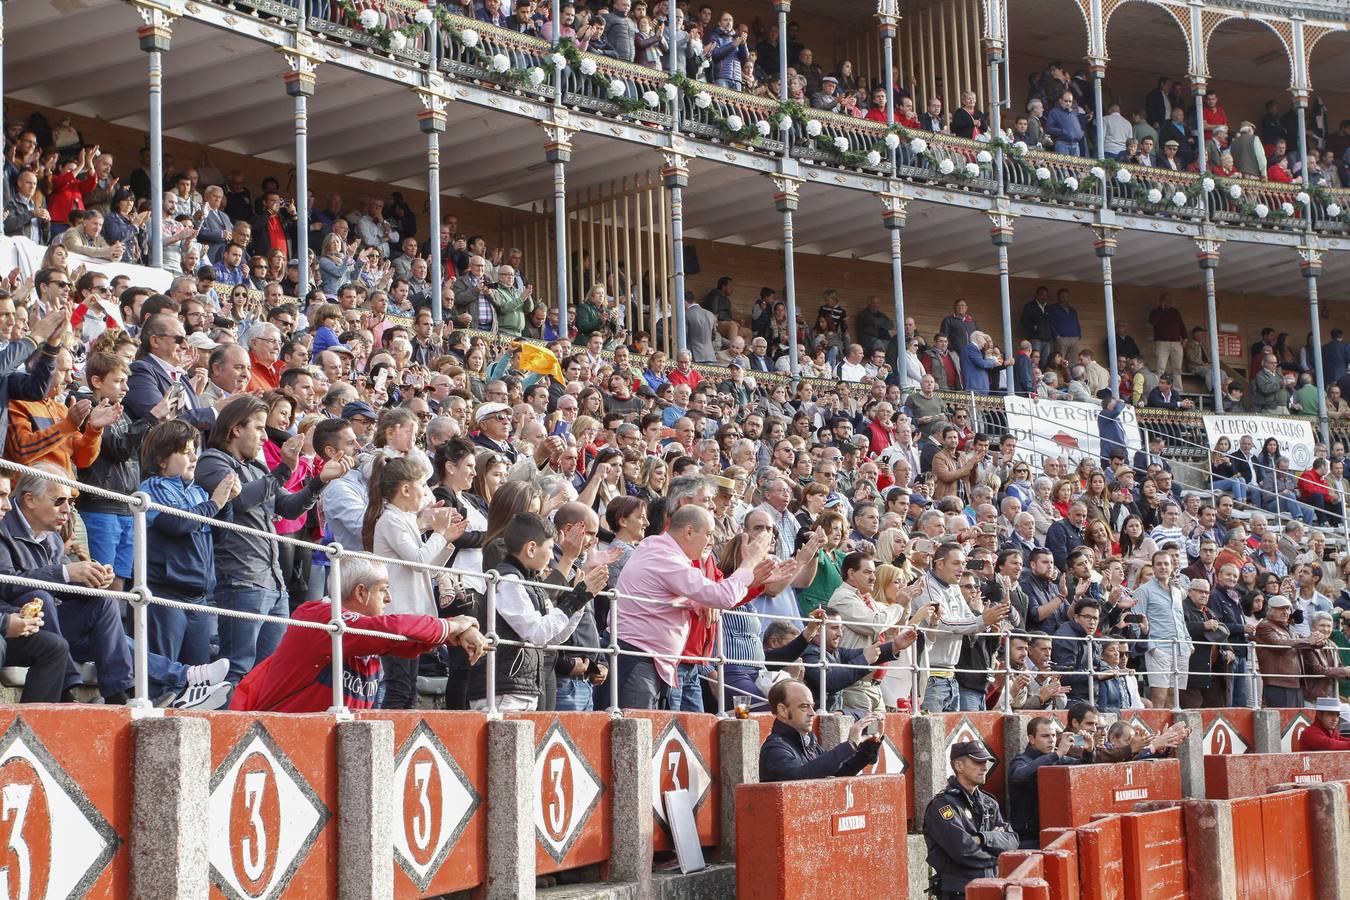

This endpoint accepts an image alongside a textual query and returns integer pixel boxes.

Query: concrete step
[536,864,736,900]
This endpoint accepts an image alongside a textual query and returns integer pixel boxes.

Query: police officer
[923,740,1019,898]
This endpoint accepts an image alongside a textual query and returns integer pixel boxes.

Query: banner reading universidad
[1003,396,1142,467]
[1202,414,1317,470]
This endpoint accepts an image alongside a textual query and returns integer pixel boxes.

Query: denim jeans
[554,676,594,711]
[958,686,988,711]
[668,663,705,713]
[145,589,213,698]
[216,587,287,684]
[922,675,960,712]
[82,512,135,580]
[1211,478,1247,504]
[616,645,669,710]
[1054,140,1082,157]
[1227,656,1251,708]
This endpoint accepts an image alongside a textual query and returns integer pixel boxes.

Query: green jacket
[797,548,845,616]
[1331,627,1350,700]
[575,300,603,337]
[491,286,533,337]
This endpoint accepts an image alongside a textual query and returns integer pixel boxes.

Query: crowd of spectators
[0,109,1347,726]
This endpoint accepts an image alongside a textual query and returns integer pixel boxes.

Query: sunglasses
[50,496,72,507]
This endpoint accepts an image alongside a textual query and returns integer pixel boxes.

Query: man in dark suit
[1133,432,1173,479]
[1145,77,1173,129]
[747,336,774,373]
[125,314,217,429]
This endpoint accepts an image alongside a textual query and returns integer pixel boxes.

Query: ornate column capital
[1298,241,1322,278]
[773,1,792,13]
[1086,222,1120,257]
[539,113,578,163]
[768,173,803,213]
[987,206,1017,246]
[879,190,909,230]
[659,148,693,187]
[1194,227,1223,269]
[128,0,183,52]
[875,0,899,36]
[276,38,323,97]
[412,80,452,133]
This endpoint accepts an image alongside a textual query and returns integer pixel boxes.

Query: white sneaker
[171,679,232,711]
[182,658,230,688]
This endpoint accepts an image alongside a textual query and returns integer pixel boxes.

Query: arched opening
[1005,0,1089,122]
[1307,29,1350,181]
[1202,18,1296,169]
[1102,1,1191,159]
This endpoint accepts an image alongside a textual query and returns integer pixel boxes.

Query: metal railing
[0,456,1332,720]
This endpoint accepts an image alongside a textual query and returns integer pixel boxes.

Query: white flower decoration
[1063,176,1079,191]
[528,67,547,86]
[1012,141,1028,155]
[938,158,955,175]
[490,53,511,73]
[549,52,568,70]
[1146,188,1163,203]
[1296,191,1311,206]
[359,8,380,30]
[643,89,660,108]
[1034,166,1051,181]
[388,30,407,51]
[693,91,711,109]
[1281,202,1295,216]
[976,149,993,164]
[774,116,790,131]
[909,137,928,155]
[756,119,772,137]
[1201,177,1215,193]
[662,82,679,101]
[414,7,434,25]
[833,136,850,152]
[1090,166,1105,181]
[1116,168,1132,184]
[964,162,980,177]
[460,27,479,47]
[883,132,900,150]
[1172,191,1187,207]
[725,114,744,131]
[805,120,822,137]
[1228,183,1242,200]
[579,57,597,76]
[868,151,883,167]
[1328,203,1343,218]
[1254,203,1269,219]
[607,78,627,97]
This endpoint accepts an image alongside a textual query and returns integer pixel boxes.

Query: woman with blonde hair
[634,456,668,503]
[318,231,361,296]
[874,527,910,567]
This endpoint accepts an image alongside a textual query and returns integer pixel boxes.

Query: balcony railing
[223,1,1350,234]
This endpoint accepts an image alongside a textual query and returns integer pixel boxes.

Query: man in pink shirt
[614,505,782,709]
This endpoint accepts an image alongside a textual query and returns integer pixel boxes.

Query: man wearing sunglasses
[125,314,216,429]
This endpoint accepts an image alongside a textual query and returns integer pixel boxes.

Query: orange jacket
[5,398,103,476]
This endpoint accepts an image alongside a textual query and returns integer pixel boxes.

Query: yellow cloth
[517,342,565,384]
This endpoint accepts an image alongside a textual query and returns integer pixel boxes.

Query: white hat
[185,332,219,351]
[473,402,511,423]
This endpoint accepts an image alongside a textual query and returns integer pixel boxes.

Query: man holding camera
[758,678,883,782]
[924,740,1018,897]
[1008,714,1096,849]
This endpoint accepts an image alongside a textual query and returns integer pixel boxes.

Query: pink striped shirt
[614,532,754,686]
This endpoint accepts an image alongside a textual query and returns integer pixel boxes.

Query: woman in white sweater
[363,453,465,708]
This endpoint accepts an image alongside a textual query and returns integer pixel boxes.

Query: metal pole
[1093,70,1107,204]
[1086,635,1095,708]
[129,494,152,709]
[149,49,164,268]
[782,209,799,375]
[550,0,561,48]
[1194,87,1208,173]
[666,0,677,77]
[484,570,499,715]
[776,2,789,104]
[1171,636,1182,712]
[1202,261,1222,410]
[1098,234,1121,399]
[553,160,568,337]
[1000,631,1012,713]
[670,183,686,355]
[882,18,896,131]
[327,546,346,714]
[988,46,1005,195]
[294,93,310,297]
[715,616,726,717]
[428,1,444,323]
[1295,99,1331,447]
[816,612,828,715]
[995,237,1013,395]
[608,595,620,713]
[1249,646,1261,709]
[885,207,906,377]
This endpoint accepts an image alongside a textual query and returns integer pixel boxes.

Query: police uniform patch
[939,805,955,820]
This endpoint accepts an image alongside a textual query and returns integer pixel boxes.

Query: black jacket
[3,196,50,244]
[1007,746,1089,843]
[924,776,1020,892]
[758,718,879,783]
[76,411,156,515]
[0,507,70,610]
[1020,299,1054,343]
[1050,619,1105,702]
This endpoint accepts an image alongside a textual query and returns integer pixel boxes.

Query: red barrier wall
[1204,750,1350,799]
[506,712,613,876]
[1278,709,1314,752]
[1230,790,1316,899]
[1119,808,1186,900]
[1196,708,1254,755]
[357,711,489,898]
[0,706,132,898]
[1076,815,1125,900]
[1038,759,1182,830]
[859,712,914,824]
[173,711,338,900]
[626,711,720,852]
[735,774,906,900]
[1038,828,1080,900]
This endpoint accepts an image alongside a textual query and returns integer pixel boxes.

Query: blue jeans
[216,587,287,684]
[714,78,742,91]
[922,675,960,713]
[82,512,134,580]
[959,686,987,711]
[1054,140,1082,157]
[1228,656,1251,708]
[146,589,213,698]
[668,663,705,713]
[1211,478,1247,504]
[25,589,133,697]
[554,676,594,711]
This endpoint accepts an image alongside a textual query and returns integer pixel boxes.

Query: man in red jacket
[1298,696,1350,751]
[230,557,486,712]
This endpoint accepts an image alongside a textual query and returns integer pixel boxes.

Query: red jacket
[867,419,892,455]
[229,600,453,712]
[1297,720,1350,752]
[1298,469,1332,503]
[46,170,95,226]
